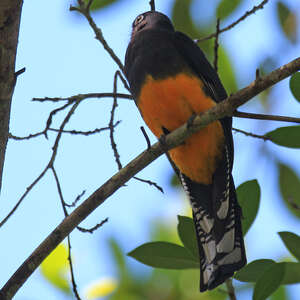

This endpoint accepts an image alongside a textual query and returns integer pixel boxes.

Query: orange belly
[137,73,225,184]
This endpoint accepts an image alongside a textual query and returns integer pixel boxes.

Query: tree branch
[233,111,300,123]
[0,0,24,193]
[197,0,269,42]
[1,57,299,299]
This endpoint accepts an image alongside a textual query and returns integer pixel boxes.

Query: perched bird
[124,11,246,292]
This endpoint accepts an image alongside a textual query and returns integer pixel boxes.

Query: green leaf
[217,0,242,20]
[234,259,275,282]
[128,242,199,269]
[83,0,122,11]
[277,2,298,43]
[40,243,70,294]
[253,263,285,300]
[266,126,300,148]
[278,231,300,261]
[236,180,260,236]
[171,0,200,38]
[218,46,238,93]
[290,72,300,102]
[109,238,130,282]
[278,163,300,218]
[281,262,300,284]
[177,216,198,259]
[270,285,287,300]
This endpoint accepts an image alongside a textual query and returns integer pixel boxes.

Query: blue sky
[0,0,300,299]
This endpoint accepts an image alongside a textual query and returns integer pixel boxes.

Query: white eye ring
[134,14,144,26]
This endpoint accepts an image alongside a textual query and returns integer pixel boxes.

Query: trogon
[124,11,246,292]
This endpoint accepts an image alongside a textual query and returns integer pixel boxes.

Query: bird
[124,11,246,292]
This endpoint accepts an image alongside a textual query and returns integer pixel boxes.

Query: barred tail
[180,174,246,292]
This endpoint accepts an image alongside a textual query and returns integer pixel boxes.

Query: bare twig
[1,56,300,300]
[197,0,269,42]
[9,124,120,141]
[109,71,122,170]
[67,236,82,300]
[234,111,300,123]
[133,176,163,193]
[140,126,151,150]
[213,18,220,72]
[32,92,133,103]
[65,190,86,208]
[149,0,155,11]
[77,218,108,234]
[0,101,80,228]
[233,128,270,141]
[225,279,236,300]
[14,67,26,78]
[51,166,82,300]
[44,102,72,138]
[70,2,124,73]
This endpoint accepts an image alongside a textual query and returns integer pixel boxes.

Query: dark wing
[173,31,233,168]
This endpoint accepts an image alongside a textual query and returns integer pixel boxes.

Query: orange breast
[137,73,224,184]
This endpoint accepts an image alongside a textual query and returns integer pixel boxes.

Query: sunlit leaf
[278,163,300,218]
[290,72,300,102]
[234,259,275,282]
[281,262,300,284]
[84,277,118,299]
[277,2,298,43]
[217,0,242,20]
[128,242,199,269]
[253,263,285,300]
[236,180,260,236]
[266,126,300,148]
[177,215,198,259]
[40,243,70,294]
[278,231,300,261]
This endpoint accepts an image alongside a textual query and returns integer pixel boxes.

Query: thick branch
[1,57,299,299]
[0,0,23,193]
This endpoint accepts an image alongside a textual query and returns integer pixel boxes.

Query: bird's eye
[134,14,144,26]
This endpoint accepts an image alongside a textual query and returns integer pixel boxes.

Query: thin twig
[70,1,124,73]
[232,127,270,141]
[51,166,82,299]
[213,18,220,72]
[234,111,300,123]
[133,176,163,193]
[1,56,300,300]
[32,93,133,103]
[65,190,86,208]
[44,103,72,138]
[225,279,236,300]
[0,101,80,228]
[140,126,151,150]
[77,218,108,234]
[9,124,120,141]
[149,0,155,11]
[109,71,122,170]
[197,0,269,42]
[14,67,26,78]
[67,236,82,300]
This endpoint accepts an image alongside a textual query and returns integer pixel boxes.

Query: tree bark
[0,0,23,193]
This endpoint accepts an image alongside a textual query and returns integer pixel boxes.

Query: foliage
[38,0,300,300]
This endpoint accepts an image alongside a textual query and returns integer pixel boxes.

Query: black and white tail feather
[180,146,246,292]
